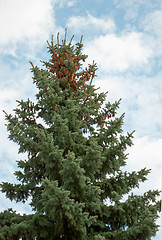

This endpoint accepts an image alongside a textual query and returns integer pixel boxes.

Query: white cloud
[0,67,35,110]
[85,32,152,73]
[0,0,64,56]
[0,0,53,43]
[142,10,162,37]
[67,13,116,34]
[93,70,162,138]
[126,137,162,192]
[58,0,77,7]
[113,1,162,62]
[125,137,162,240]
[0,64,36,181]
[113,0,161,21]
[0,192,32,214]
[114,0,141,20]
[140,10,162,58]
[66,1,76,7]
[0,66,35,215]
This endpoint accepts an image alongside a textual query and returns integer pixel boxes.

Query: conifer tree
[0,30,161,240]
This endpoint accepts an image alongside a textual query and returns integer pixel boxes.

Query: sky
[0,0,161,239]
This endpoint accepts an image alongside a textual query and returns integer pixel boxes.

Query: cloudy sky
[0,0,162,238]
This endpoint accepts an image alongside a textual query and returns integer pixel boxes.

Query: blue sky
[0,0,161,239]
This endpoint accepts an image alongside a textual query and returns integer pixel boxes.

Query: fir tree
[0,29,161,240]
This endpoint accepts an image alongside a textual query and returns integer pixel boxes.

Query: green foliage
[0,30,161,239]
